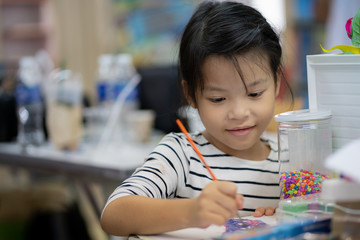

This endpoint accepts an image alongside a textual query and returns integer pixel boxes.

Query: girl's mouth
[227,126,254,136]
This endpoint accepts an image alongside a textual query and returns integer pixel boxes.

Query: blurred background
[0,0,359,239]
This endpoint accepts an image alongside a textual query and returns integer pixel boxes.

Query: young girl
[101,0,290,236]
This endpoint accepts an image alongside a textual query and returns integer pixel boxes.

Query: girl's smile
[226,125,255,136]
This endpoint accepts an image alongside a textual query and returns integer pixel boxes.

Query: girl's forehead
[203,52,270,71]
[202,53,272,83]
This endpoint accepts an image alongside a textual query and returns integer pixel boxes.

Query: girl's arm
[100,181,243,236]
[101,195,195,236]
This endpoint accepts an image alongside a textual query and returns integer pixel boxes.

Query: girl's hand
[253,206,276,217]
[188,181,243,228]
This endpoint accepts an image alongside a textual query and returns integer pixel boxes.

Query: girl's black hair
[179,0,291,106]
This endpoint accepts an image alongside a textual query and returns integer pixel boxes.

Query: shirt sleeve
[103,133,189,208]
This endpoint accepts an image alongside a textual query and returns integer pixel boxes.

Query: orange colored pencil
[176,119,245,222]
[176,119,218,181]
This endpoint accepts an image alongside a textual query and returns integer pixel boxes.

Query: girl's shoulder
[261,132,278,151]
[153,132,212,164]
[159,131,208,147]
[260,133,279,162]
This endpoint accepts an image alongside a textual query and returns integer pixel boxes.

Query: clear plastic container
[276,193,334,223]
[274,109,332,199]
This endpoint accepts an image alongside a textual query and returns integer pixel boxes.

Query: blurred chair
[0,62,18,142]
[138,65,184,134]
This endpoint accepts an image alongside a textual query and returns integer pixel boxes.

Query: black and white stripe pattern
[104,132,280,216]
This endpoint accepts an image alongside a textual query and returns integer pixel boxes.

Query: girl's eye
[248,91,263,98]
[210,97,225,103]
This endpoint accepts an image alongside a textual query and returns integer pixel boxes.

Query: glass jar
[274,109,332,199]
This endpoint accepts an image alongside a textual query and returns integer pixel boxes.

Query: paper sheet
[137,215,277,240]
[325,138,360,182]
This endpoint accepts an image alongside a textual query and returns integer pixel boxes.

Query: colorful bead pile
[280,170,330,199]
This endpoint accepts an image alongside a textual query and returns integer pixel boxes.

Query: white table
[0,141,157,181]
[0,140,158,218]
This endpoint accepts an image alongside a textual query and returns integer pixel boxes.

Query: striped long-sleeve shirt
[104,132,280,216]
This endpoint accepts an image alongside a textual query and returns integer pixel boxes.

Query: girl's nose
[227,101,250,120]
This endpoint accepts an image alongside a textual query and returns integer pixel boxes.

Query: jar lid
[274,109,332,122]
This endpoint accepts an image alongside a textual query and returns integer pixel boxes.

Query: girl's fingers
[217,181,238,197]
[265,206,275,216]
[214,182,240,216]
[207,200,233,224]
[216,194,238,217]
[235,194,243,209]
[253,207,265,217]
[253,206,276,217]
[201,181,240,219]
[193,194,232,227]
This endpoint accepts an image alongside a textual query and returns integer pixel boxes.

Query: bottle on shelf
[113,53,139,119]
[96,54,115,106]
[45,69,83,151]
[93,53,140,145]
[96,53,139,112]
[15,56,45,148]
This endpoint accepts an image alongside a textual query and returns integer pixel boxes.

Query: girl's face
[193,52,280,160]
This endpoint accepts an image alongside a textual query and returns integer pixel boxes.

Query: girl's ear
[275,71,281,97]
[182,80,197,108]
